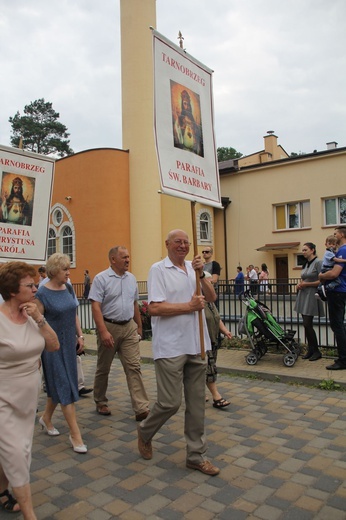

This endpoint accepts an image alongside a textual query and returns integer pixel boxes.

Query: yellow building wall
[220,150,346,279]
[53,148,130,282]
[121,0,163,280]
[160,196,193,255]
[213,206,228,278]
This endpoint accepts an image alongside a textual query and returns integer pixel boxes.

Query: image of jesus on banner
[171,81,204,158]
[0,173,35,226]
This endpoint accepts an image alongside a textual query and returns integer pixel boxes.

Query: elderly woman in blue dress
[35,253,87,454]
[295,242,324,361]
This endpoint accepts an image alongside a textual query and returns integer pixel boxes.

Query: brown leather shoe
[96,404,111,416]
[137,425,152,460]
[186,460,220,476]
[135,410,149,422]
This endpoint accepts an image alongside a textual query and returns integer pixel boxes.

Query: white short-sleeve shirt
[148,256,211,360]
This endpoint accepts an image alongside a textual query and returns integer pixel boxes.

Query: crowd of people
[232,263,270,297]
[1,225,346,517]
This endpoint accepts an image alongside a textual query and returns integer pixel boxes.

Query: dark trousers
[302,315,319,353]
[327,291,346,365]
[250,280,258,295]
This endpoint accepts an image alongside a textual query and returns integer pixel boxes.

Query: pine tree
[9,98,74,157]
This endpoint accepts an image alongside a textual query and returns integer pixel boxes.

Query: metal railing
[73,281,150,331]
[73,279,341,350]
[72,281,148,299]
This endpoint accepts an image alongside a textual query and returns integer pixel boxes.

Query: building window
[324,197,346,225]
[49,203,76,267]
[275,201,310,230]
[62,225,73,261]
[48,228,56,257]
[199,212,211,241]
[295,254,305,268]
[52,208,63,226]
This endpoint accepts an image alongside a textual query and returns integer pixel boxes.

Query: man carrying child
[315,235,344,300]
[319,227,346,370]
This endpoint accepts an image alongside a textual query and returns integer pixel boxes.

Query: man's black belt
[103,317,131,325]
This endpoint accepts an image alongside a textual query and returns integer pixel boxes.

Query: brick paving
[9,338,346,520]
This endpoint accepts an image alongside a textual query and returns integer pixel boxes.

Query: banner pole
[191,201,205,360]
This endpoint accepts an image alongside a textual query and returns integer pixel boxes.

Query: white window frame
[47,227,57,257]
[323,196,346,226]
[52,208,63,227]
[48,203,76,267]
[61,224,74,262]
[197,208,212,244]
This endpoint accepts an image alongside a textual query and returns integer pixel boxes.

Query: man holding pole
[137,229,220,475]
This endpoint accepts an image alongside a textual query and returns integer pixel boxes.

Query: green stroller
[238,291,301,367]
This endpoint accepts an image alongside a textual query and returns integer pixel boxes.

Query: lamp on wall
[65,196,72,201]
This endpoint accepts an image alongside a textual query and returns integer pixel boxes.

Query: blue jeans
[327,291,346,365]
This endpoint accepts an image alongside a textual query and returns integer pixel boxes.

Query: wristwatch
[200,272,206,279]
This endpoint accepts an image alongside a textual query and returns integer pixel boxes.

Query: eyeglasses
[20,283,36,289]
[172,240,191,246]
[202,250,211,254]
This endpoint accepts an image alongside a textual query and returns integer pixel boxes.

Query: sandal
[213,397,231,409]
[0,489,20,513]
[96,404,111,416]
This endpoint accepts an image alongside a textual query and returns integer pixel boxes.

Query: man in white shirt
[137,229,220,476]
[247,264,259,295]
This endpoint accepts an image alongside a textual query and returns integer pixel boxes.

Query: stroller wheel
[289,348,298,360]
[246,352,258,365]
[283,353,296,367]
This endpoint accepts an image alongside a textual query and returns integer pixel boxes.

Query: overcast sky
[1,0,345,157]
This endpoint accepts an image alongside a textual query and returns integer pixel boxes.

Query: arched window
[48,203,76,267]
[199,211,211,241]
[48,228,56,257]
[62,225,73,262]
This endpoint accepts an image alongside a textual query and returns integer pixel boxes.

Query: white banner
[153,30,221,208]
[0,145,55,262]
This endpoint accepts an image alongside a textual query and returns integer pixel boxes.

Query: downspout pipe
[221,197,231,280]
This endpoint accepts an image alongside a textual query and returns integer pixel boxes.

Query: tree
[217,146,243,162]
[9,98,74,157]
